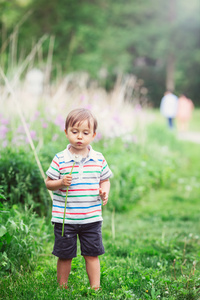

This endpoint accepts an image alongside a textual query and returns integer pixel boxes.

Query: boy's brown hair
[65,108,97,133]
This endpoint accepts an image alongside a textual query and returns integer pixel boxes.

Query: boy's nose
[77,132,83,138]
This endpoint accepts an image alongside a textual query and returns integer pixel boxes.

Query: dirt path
[177,131,200,144]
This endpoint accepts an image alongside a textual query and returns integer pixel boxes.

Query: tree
[101,0,200,104]
[20,0,108,76]
[0,0,200,105]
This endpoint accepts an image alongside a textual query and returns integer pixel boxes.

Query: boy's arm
[99,179,110,206]
[45,175,72,191]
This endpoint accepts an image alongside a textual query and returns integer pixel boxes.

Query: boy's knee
[83,255,98,262]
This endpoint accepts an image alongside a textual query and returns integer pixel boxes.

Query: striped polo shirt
[46,144,112,224]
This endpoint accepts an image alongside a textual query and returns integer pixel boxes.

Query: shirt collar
[63,144,98,163]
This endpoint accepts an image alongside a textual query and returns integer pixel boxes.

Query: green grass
[1,183,200,299]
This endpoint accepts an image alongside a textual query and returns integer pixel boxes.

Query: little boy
[45,108,112,290]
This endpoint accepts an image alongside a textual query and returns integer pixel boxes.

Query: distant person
[160,90,178,129]
[177,94,194,132]
[45,108,112,290]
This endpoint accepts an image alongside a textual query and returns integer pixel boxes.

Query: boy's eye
[84,132,89,135]
[72,131,77,134]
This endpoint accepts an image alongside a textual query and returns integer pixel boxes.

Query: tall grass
[0,27,150,144]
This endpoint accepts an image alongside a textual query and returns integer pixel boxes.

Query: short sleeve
[100,157,113,181]
[46,155,60,180]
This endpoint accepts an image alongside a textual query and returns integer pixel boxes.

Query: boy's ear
[92,132,96,139]
[64,129,68,137]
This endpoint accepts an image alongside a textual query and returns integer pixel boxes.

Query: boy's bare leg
[57,258,72,288]
[84,256,100,289]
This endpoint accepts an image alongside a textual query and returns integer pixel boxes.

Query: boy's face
[65,120,96,154]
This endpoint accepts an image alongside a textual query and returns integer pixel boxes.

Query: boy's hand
[99,188,108,206]
[61,174,72,187]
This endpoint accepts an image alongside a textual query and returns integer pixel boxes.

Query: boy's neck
[69,145,90,158]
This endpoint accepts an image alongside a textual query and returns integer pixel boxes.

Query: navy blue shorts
[52,221,105,259]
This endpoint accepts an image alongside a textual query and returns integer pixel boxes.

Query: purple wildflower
[42,122,48,128]
[17,125,25,134]
[84,104,92,110]
[2,140,8,148]
[112,114,122,124]
[31,110,40,121]
[94,132,102,142]
[30,130,37,140]
[25,130,37,143]
[80,94,85,101]
[0,125,9,139]
[132,135,138,143]
[134,104,142,112]
[54,115,65,131]
[1,118,9,125]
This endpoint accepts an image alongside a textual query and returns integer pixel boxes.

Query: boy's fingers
[103,198,108,205]
[99,189,106,196]
[66,174,72,179]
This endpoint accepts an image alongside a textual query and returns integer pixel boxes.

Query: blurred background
[0,0,200,107]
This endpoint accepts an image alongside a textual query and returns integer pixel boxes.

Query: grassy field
[1,109,200,300]
[1,182,200,299]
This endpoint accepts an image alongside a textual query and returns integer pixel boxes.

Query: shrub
[0,147,50,216]
[0,200,49,275]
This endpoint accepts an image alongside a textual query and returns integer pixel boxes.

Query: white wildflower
[72,154,82,163]
[185,185,192,191]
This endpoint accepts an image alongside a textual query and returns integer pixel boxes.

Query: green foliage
[0,186,6,200]
[0,147,50,216]
[96,133,179,212]
[0,202,48,275]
